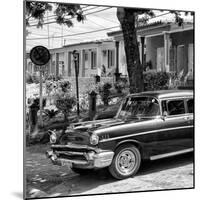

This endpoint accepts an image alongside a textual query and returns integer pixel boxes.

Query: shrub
[143,71,169,91]
[114,79,128,93]
[54,80,76,121]
[55,95,76,121]
[79,93,89,112]
[97,82,112,105]
[45,74,63,81]
[59,80,71,93]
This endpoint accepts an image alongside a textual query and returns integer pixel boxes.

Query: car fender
[115,139,144,156]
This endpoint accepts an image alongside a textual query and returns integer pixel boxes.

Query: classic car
[46,90,194,179]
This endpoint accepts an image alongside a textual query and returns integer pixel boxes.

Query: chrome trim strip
[59,158,88,165]
[55,151,85,156]
[99,125,194,143]
[150,148,194,160]
[51,143,96,150]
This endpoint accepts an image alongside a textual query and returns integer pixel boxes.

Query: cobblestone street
[25,144,194,199]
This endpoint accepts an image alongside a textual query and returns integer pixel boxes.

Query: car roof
[128,90,193,99]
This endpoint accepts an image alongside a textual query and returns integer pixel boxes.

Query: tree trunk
[117,8,144,93]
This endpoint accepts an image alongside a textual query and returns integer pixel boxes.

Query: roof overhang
[107,23,193,38]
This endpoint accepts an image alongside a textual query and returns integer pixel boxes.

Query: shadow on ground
[52,152,194,196]
[26,151,194,198]
[138,152,194,176]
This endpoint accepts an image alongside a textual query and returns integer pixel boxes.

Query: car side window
[167,100,185,116]
[187,99,194,113]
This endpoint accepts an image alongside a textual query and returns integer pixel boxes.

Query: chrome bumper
[46,148,114,169]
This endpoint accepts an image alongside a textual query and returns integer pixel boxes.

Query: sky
[26,4,194,52]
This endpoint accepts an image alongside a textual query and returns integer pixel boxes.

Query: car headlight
[90,134,99,145]
[48,130,57,144]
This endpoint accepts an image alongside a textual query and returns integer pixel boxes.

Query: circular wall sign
[30,46,50,66]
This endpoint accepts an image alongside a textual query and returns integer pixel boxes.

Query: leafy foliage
[143,71,169,91]
[54,3,85,27]
[98,82,112,105]
[54,81,76,120]
[45,80,76,120]
[26,1,52,27]
[26,2,84,28]
[55,95,76,114]
[79,93,89,112]
[114,79,128,93]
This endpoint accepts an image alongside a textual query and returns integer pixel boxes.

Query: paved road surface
[25,144,194,198]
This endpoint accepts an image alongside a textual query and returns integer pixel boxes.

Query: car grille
[51,144,96,161]
[55,150,87,161]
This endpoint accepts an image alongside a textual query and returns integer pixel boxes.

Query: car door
[155,98,193,157]
[186,98,194,126]
[185,97,194,146]
[163,98,193,154]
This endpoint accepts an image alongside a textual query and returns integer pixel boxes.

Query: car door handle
[184,116,193,123]
[184,116,190,120]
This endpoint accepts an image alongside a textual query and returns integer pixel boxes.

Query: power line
[29,22,95,37]
[28,5,90,23]
[87,18,107,28]
[28,6,107,24]
[28,10,172,38]
[27,11,172,41]
[28,7,112,27]
[92,13,119,24]
[27,25,119,40]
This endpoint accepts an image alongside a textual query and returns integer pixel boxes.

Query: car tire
[108,144,141,179]
[71,167,93,175]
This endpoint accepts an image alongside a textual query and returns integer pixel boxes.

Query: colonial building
[107,22,194,77]
[62,39,117,78]
[26,39,118,79]
[26,22,194,84]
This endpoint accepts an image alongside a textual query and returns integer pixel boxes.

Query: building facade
[107,22,194,77]
[26,39,118,79]
[26,22,194,83]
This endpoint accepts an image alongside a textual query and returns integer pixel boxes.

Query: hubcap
[116,150,136,175]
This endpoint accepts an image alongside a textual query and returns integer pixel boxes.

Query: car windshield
[117,96,160,119]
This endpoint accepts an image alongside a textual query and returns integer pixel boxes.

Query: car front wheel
[108,144,141,179]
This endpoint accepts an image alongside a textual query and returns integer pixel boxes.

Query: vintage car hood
[61,119,118,145]
[71,117,153,131]
[64,117,155,145]
[70,118,125,132]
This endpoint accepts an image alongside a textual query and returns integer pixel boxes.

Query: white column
[64,51,68,78]
[96,46,101,76]
[164,32,171,72]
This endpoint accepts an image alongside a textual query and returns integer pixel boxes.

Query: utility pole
[47,11,50,48]
[30,46,50,125]
[39,67,43,124]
